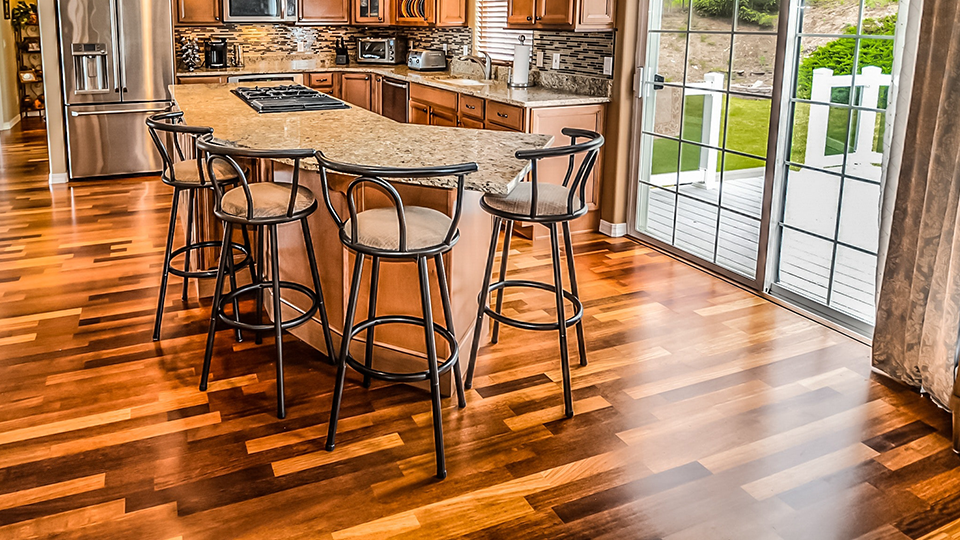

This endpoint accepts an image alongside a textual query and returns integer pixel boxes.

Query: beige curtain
[873,0,960,408]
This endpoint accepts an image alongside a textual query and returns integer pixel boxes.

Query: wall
[0,17,20,129]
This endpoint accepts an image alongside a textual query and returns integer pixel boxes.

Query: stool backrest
[314,152,479,254]
[146,111,214,185]
[196,134,315,222]
[515,128,604,219]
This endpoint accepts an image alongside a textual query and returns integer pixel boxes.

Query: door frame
[625,0,795,292]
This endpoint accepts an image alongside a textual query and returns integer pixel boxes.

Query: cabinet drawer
[410,83,458,112]
[486,101,524,131]
[458,95,484,121]
[459,116,484,129]
[308,72,335,90]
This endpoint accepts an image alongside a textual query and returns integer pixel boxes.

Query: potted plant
[11,1,38,30]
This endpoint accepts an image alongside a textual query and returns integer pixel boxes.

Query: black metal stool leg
[435,254,466,409]
[268,225,285,419]
[301,218,336,363]
[418,256,447,480]
[153,187,182,342]
[241,225,257,285]
[562,222,587,367]
[255,226,265,345]
[181,189,195,302]
[363,256,381,388]
[327,253,366,452]
[465,217,503,390]
[549,223,574,419]
[200,222,233,391]
[491,219,514,345]
[225,231,243,343]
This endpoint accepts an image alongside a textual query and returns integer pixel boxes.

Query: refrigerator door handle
[109,0,122,93]
[70,107,169,117]
[116,0,127,92]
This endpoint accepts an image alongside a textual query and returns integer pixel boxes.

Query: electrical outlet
[551,53,561,70]
[443,43,448,53]
[462,45,469,55]
[603,57,613,76]
[536,51,544,68]
[297,40,305,53]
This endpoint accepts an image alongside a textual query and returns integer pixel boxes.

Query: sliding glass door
[631,0,782,285]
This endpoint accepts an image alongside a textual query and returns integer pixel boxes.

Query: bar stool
[465,128,604,418]
[146,112,253,342]
[196,135,337,419]
[314,151,477,480]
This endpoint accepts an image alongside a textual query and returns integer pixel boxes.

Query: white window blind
[475,0,533,62]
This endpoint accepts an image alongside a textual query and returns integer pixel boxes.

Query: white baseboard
[599,220,627,238]
[48,172,69,185]
[1,114,21,131]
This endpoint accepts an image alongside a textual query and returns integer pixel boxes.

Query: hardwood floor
[1,118,960,539]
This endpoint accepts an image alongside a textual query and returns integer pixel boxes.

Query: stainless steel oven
[224,0,296,22]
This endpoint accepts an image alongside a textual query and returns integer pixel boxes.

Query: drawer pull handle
[497,112,508,118]
[466,104,476,109]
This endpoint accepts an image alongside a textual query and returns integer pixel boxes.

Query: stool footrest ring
[215,281,319,332]
[168,241,252,280]
[344,315,460,383]
[482,279,583,332]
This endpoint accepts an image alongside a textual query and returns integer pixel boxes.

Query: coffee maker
[204,38,228,68]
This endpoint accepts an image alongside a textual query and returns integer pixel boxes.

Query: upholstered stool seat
[221,183,317,219]
[169,159,240,185]
[342,206,453,251]
[481,183,581,218]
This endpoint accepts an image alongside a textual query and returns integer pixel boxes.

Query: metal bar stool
[465,128,604,418]
[146,112,254,342]
[314,151,478,480]
[196,135,337,419]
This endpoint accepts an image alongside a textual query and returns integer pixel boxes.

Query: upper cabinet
[354,0,391,24]
[176,0,222,25]
[507,0,613,30]
[395,0,465,26]
[299,0,350,24]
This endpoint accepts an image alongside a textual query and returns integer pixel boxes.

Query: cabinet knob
[378,16,382,20]
[526,16,532,21]
[214,16,220,20]
[535,15,542,20]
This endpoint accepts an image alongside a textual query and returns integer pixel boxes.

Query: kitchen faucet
[459,51,493,80]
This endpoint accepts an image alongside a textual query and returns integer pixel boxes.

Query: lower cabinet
[409,83,458,127]
[409,99,431,124]
[340,73,373,110]
[459,116,484,129]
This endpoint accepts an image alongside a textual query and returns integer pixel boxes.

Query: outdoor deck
[641,173,877,324]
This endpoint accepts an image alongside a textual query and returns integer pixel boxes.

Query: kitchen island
[171,82,553,392]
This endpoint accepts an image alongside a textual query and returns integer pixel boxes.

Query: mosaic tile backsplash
[174,26,615,79]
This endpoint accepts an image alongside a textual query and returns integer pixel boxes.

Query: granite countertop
[177,59,611,108]
[170,83,554,195]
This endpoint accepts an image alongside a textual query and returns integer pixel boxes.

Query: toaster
[407,49,447,71]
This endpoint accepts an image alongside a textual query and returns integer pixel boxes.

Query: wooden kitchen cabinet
[371,75,383,115]
[395,0,464,26]
[436,0,466,26]
[409,99,431,125]
[340,73,373,110]
[176,0,221,25]
[307,72,337,94]
[459,117,484,129]
[354,0,391,24]
[409,83,458,127]
[177,75,227,84]
[507,0,613,30]
[299,0,350,24]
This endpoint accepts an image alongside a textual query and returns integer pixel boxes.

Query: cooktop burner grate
[231,85,351,114]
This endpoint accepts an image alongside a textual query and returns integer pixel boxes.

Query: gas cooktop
[231,85,351,114]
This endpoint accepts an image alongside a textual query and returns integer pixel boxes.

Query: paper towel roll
[510,43,532,87]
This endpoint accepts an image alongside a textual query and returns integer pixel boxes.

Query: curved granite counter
[172,82,549,394]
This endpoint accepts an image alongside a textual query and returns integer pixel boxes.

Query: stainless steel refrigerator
[57,0,175,179]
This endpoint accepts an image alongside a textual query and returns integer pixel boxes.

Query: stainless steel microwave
[357,38,408,65]
[224,0,296,22]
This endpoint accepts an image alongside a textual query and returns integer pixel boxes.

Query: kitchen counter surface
[170,82,553,195]
[177,60,611,108]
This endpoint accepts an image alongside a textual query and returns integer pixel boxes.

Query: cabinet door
[537,0,573,26]
[459,116,484,129]
[409,99,431,125]
[340,73,372,110]
[177,0,221,24]
[578,0,614,28]
[307,72,335,93]
[354,0,390,24]
[371,75,383,115]
[436,0,466,26]
[299,0,350,24]
[430,107,458,127]
[506,0,536,25]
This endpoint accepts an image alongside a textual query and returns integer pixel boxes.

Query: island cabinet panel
[299,0,351,24]
[340,73,373,110]
[177,75,227,84]
[177,0,221,25]
[307,72,337,94]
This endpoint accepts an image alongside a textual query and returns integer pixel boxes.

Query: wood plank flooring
[2,118,960,539]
